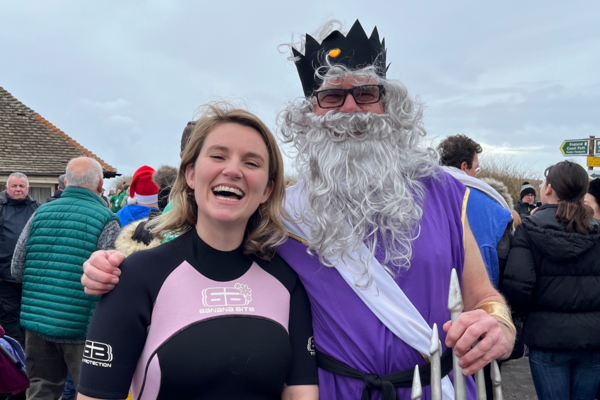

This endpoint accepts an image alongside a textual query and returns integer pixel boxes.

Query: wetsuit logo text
[200,283,254,314]
[83,340,113,367]
[202,283,252,307]
[307,336,316,356]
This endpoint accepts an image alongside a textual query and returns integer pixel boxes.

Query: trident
[410,268,503,400]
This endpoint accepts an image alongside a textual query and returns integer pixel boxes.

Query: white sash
[441,166,510,211]
[283,181,455,399]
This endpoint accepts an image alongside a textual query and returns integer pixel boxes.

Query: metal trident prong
[475,366,487,400]
[430,323,442,400]
[448,268,467,400]
[491,360,503,400]
[411,365,422,400]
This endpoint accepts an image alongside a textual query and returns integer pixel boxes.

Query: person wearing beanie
[116,166,159,227]
[514,181,537,218]
[585,178,600,219]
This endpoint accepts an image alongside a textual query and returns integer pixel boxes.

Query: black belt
[316,347,454,400]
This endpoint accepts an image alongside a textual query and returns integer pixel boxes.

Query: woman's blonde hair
[149,103,287,259]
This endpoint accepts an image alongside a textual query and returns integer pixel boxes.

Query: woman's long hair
[148,102,287,260]
[545,160,593,234]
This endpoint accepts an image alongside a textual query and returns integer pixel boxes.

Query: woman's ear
[544,182,554,197]
[185,164,195,190]
[260,180,274,204]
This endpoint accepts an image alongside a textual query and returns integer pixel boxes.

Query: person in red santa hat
[116,166,160,227]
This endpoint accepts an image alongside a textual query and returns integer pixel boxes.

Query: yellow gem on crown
[328,48,341,58]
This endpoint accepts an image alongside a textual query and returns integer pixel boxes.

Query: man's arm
[81,250,125,295]
[443,218,516,375]
[10,213,35,282]
[82,200,174,295]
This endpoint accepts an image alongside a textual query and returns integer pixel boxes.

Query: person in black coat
[503,160,600,400]
[46,174,66,203]
[0,173,39,346]
[514,181,537,218]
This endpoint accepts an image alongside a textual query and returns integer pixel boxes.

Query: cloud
[108,114,138,126]
[480,142,545,156]
[79,98,130,111]
[426,82,600,142]
[1,1,599,177]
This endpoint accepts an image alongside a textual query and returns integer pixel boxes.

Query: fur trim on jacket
[480,177,514,210]
[115,218,162,256]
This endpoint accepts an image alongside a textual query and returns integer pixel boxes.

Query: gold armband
[475,301,517,336]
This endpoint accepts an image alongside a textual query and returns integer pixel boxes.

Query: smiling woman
[77,104,318,400]
[150,105,287,259]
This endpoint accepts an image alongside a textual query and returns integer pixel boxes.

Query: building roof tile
[0,85,117,176]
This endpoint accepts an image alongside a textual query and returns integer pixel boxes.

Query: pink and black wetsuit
[78,229,317,400]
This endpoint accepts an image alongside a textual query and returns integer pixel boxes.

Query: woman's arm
[78,253,156,399]
[283,264,319,395]
[282,384,319,400]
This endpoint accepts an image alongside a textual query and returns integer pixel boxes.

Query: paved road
[501,357,538,399]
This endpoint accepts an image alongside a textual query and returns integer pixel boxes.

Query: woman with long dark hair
[503,160,600,400]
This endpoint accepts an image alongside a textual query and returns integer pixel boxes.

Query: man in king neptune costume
[81,20,516,400]
[275,20,515,400]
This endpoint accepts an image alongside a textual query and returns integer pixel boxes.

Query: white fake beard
[281,106,438,279]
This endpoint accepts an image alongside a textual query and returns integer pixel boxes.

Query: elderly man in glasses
[81,20,515,400]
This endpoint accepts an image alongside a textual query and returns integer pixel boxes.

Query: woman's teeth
[212,185,244,201]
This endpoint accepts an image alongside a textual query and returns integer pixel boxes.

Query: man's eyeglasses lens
[315,85,383,109]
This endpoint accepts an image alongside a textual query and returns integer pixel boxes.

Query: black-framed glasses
[313,85,385,109]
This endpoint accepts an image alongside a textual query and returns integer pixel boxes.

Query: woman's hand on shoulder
[81,250,126,295]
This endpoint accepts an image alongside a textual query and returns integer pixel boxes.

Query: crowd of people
[0,18,599,400]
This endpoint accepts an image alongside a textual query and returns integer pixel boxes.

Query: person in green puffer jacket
[10,157,121,399]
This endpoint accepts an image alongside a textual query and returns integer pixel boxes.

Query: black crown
[293,20,388,97]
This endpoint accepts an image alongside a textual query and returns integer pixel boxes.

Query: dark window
[28,187,52,204]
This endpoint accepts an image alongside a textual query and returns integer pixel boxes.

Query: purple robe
[278,171,477,399]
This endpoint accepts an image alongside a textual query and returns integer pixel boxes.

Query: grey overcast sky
[2,1,599,183]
